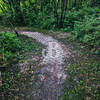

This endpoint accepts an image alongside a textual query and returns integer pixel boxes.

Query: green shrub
[63,7,100,32]
[23,7,38,27]
[73,14,100,48]
[71,7,100,49]
[41,16,56,30]
[0,32,22,66]
[64,9,81,31]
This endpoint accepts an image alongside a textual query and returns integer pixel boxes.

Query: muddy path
[18,31,74,100]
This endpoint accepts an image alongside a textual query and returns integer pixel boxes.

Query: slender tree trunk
[40,0,43,11]
[53,0,59,27]
[58,0,67,28]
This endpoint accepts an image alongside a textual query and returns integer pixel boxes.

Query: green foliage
[0,32,21,51]
[63,9,80,32]
[0,0,99,29]
[19,35,43,53]
[0,32,22,66]
[23,6,38,27]
[0,32,43,67]
[41,17,56,29]
[61,60,100,100]
[63,7,100,31]
[60,7,100,49]
[73,10,100,48]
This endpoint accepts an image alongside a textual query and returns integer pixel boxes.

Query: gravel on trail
[19,31,74,100]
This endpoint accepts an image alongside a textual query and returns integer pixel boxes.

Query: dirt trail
[19,31,73,100]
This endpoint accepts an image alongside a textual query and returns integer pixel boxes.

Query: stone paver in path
[19,31,73,100]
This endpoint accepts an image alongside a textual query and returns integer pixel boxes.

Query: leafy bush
[63,7,100,49]
[0,32,22,66]
[41,16,56,30]
[63,9,81,31]
[63,7,100,32]
[73,14,100,48]
[23,7,38,27]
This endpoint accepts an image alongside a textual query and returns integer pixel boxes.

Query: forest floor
[17,31,75,100]
[0,27,100,100]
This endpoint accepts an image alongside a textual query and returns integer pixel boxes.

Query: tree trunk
[53,0,59,27]
[58,0,67,28]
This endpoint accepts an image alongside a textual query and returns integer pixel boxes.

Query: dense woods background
[0,0,100,100]
[0,0,100,49]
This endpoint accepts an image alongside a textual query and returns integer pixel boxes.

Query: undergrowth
[0,32,43,67]
[61,58,100,100]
